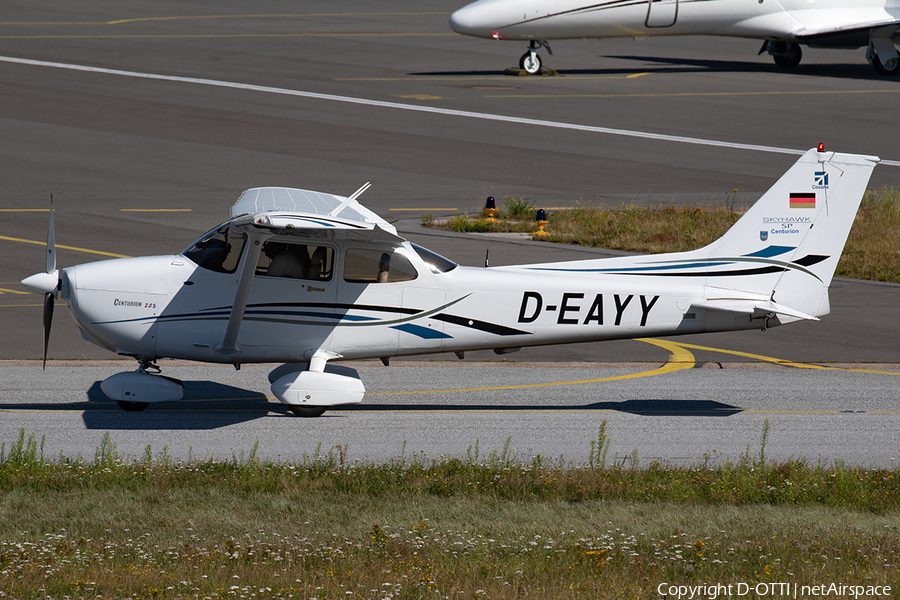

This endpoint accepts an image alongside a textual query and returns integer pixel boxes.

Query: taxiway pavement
[1,1,898,465]
[2,359,899,467]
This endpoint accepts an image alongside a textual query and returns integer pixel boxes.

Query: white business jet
[21,146,877,416]
[450,0,900,75]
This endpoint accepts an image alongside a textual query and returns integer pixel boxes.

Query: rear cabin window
[343,249,418,283]
[183,225,246,274]
[256,242,334,281]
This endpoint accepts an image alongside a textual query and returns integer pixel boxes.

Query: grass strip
[1,428,899,598]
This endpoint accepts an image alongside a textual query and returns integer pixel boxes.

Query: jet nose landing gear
[515,40,555,75]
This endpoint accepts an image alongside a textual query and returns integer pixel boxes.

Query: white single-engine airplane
[450,0,900,75]
[22,146,877,416]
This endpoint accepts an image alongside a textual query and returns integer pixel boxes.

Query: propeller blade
[42,291,54,369]
[46,194,56,275]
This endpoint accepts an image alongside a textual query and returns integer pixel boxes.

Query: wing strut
[327,182,371,218]
[215,234,263,357]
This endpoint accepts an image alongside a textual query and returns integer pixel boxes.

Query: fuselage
[59,240,767,365]
[450,0,898,46]
[50,148,878,369]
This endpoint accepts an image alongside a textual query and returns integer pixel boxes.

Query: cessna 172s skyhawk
[449,0,900,75]
[22,146,877,416]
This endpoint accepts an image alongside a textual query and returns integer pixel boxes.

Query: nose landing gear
[101,359,184,412]
[517,40,554,75]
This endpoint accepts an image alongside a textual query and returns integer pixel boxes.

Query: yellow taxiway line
[665,341,900,376]
[0,235,129,258]
[367,338,695,396]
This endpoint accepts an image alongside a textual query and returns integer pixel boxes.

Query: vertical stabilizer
[699,147,879,316]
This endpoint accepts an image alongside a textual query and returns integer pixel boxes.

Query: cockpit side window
[411,243,457,273]
[256,242,334,281]
[183,225,246,274]
[343,249,418,283]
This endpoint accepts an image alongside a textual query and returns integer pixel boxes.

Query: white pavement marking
[2,55,898,167]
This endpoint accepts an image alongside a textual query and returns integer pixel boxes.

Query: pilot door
[239,241,338,357]
[646,0,677,28]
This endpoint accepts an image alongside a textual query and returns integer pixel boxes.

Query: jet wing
[791,12,900,47]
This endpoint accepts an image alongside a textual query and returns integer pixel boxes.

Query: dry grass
[424,188,900,282]
[838,187,900,282]
[540,206,740,254]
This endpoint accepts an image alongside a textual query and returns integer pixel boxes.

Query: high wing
[230,185,403,244]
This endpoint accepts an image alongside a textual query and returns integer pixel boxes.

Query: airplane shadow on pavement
[413,58,883,81]
[79,380,285,430]
[597,55,883,81]
[345,399,742,417]
[3,389,741,431]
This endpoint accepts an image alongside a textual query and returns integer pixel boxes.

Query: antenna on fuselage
[484,249,489,268]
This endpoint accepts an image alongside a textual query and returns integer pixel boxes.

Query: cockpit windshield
[182,224,246,273]
[412,243,457,273]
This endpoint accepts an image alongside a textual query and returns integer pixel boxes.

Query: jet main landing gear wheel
[772,42,802,68]
[872,53,900,76]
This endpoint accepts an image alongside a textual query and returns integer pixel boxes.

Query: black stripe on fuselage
[186,302,531,336]
[499,0,718,28]
[432,313,530,336]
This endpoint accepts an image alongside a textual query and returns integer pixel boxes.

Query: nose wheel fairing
[100,367,185,411]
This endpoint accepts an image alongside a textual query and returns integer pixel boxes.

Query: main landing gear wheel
[289,405,327,418]
[116,400,150,412]
[872,53,900,76]
[519,51,541,74]
[772,42,802,68]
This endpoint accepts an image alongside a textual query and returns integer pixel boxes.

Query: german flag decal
[790,192,816,209]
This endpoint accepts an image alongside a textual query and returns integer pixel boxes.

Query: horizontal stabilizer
[692,299,819,322]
